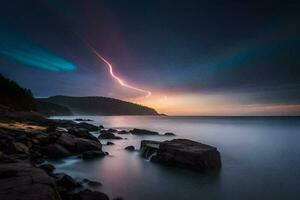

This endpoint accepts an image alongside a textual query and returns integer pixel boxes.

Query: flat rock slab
[141,139,221,171]
[0,161,60,200]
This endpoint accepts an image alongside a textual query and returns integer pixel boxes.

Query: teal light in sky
[0,32,76,71]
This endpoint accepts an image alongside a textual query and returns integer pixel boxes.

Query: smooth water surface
[51,116,300,200]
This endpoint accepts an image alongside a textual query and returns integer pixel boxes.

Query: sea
[50,116,300,200]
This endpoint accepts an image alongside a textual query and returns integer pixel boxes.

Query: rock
[125,145,135,151]
[37,143,71,159]
[99,125,104,129]
[74,118,93,122]
[131,128,159,135]
[98,132,122,140]
[81,150,106,160]
[76,122,99,131]
[140,140,160,158]
[68,128,98,141]
[106,141,115,145]
[71,189,109,200]
[39,164,55,174]
[141,139,221,171]
[118,130,130,134]
[0,161,60,200]
[164,132,176,136]
[76,138,102,152]
[13,142,30,154]
[55,173,78,190]
[56,132,102,153]
[81,178,102,187]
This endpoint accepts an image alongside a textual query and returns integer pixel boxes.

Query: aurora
[0,33,76,72]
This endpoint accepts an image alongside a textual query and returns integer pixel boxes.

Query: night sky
[0,0,299,115]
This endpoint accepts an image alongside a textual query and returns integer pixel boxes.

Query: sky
[0,0,299,116]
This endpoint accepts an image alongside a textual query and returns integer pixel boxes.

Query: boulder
[125,145,135,151]
[39,164,55,174]
[140,140,160,158]
[118,130,130,134]
[81,150,106,160]
[0,162,60,200]
[68,128,98,141]
[13,142,30,154]
[76,122,99,131]
[80,178,102,187]
[99,125,104,129]
[55,173,79,190]
[74,118,93,122]
[106,141,115,145]
[37,144,71,159]
[141,139,221,171]
[71,189,109,200]
[131,128,159,135]
[164,132,176,136]
[98,132,122,140]
[56,132,102,154]
[76,138,102,152]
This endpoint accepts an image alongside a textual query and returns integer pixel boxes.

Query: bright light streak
[89,46,151,98]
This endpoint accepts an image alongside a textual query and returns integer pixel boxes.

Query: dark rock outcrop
[125,145,135,151]
[106,141,115,145]
[0,161,60,200]
[98,132,122,140]
[131,128,159,135]
[37,143,72,159]
[117,130,130,134]
[140,140,160,158]
[68,128,98,141]
[56,132,102,154]
[164,132,176,136]
[141,139,221,171]
[74,118,93,122]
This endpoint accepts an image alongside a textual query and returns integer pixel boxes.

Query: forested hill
[37,95,159,116]
[0,74,36,111]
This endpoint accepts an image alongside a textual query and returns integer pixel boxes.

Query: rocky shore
[0,107,221,199]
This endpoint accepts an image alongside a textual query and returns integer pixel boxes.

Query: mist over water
[51,116,300,200]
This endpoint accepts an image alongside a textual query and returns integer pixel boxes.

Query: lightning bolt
[88,45,151,98]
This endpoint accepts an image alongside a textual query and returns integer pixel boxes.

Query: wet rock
[140,140,160,159]
[68,128,98,142]
[141,139,221,171]
[106,141,115,145]
[81,150,106,160]
[164,132,176,136]
[99,125,104,129]
[98,132,122,140]
[74,118,93,122]
[56,132,102,153]
[76,138,102,152]
[71,189,109,200]
[125,145,135,151]
[76,122,99,131]
[37,143,71,159]
[0,161,60,200]
[118,130,130,134]
[13,142,30,154]
[55,173,78,190]
[39,163,55,174]
[131,128,159,135]
[81,178,102,187]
